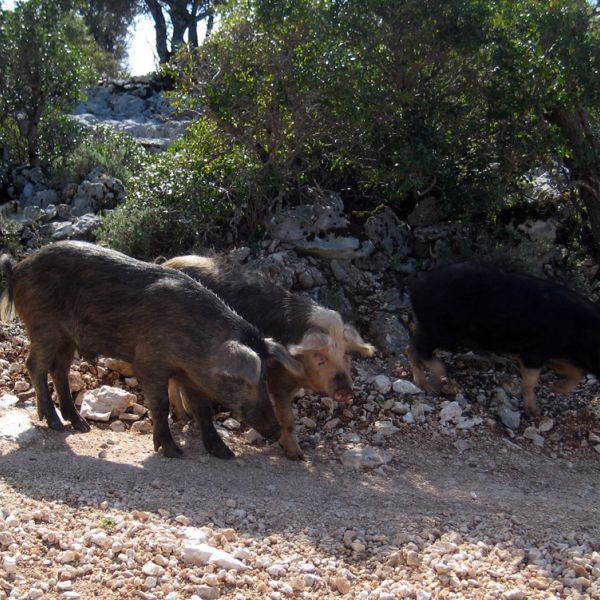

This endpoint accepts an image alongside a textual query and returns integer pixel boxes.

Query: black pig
[408,262,600,415]
[0,242,303,458]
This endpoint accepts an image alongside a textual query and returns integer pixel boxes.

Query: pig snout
[332,373,353,403]
[333,387,353,403]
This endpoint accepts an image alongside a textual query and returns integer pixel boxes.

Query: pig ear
[287,329,330,356]
[265,338,305,378]
[211,341,261,386]
[344,325,376,357]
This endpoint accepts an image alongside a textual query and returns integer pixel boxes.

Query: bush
[49,123,147,185]
[99,118,254,259]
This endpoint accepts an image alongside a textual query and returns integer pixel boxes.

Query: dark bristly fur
[0,242,305,459]
[163,254,374,459]
[408,262,600,415]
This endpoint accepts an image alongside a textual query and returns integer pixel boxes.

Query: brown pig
[0,242,303,459]
[163,255,375,459]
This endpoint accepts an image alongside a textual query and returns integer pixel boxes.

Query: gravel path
[1,322,599,599]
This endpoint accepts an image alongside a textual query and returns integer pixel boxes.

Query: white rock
[223,418,241,430]
[392,379,422,394]
[439,401,462,423]
[89,531,109,547]
[373,420,399,437]
[0,410,39,443]
[392,401,410,414]
[341,446,391,470]
[0,394,19,410]
[373,374,392,394]
[267,564,287,577]
[3,556,17,575]
[524,426,545,446]
[539,416,554,432]
[57,550,78,564]
[142,561,165,577]
[403,412,416,424]
[456,417,483,430]
[130,420,153,434]
[79,386,136,421]
[13,380,29,393]
[182,542,248,571]
[184,527,209,542]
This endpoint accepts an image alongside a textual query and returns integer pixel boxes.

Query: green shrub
[99,118,254,259]
[50,124,147,185]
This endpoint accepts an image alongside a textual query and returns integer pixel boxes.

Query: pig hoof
[162,443,184,458]
[212,446,235,460]
[47,416,65,431]
[283,445,305,461]
[524,405,541,417]
[71,416,91,433]
[210,444,235,460]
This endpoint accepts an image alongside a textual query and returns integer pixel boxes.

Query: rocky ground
[0,317,599,600]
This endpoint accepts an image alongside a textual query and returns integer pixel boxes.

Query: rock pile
[2,166,124,248]
[72,77,193,151]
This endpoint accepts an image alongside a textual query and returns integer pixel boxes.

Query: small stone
[504,590,526,600]
[392,379,422,394]
[332,576,351,594]
[142,561,165,577]
[538,416,554,432]
[194,585,221,599]
[143,576,157,590]
[57,550,78,564]
[402,412,416,424]
[3,556,17,575]
[13,380,29,393]
[392,401,410,415]
[131,420,153,434]
[340,446,391,470]
[0,394,19,409]
[109,421,126,432]
[299,416,316,429]
[373,375,392,394]
[497,404,520,430]
[439,401,462,423]
[523,426,544,446]
[223,418,240,430]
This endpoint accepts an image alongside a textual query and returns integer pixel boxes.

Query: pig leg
[519,362,542,416]
[547,359,584,395]
[266,369,303,460]
[181,385,234,459]
[273,392,303,460]
[407,337,445,392]
[26,341,64,431]
[50,340,90,433]
[137,371,183,457]
[168,379,191,421]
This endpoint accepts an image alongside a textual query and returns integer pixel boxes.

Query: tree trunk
[145,0,170,64]
[169,1,190,55]
[547,108,600,256]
